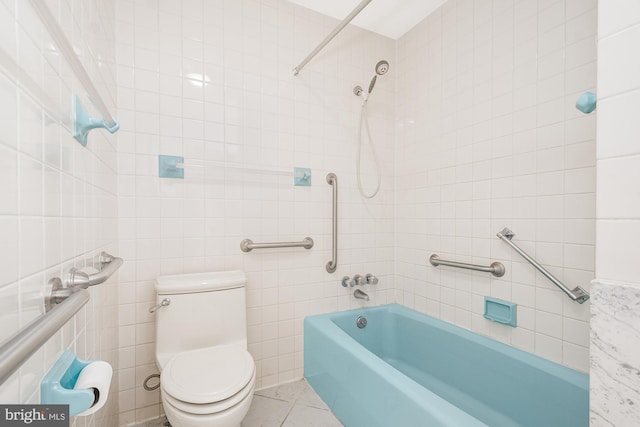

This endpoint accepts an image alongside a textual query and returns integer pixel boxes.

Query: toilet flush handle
[149,298,171,313]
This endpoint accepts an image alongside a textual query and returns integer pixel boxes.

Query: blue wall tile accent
[294,167,311,186]
[158,155,184,179]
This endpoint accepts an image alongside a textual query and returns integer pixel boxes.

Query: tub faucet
[354,289,369,301]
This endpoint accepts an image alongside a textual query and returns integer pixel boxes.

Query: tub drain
[356,316,367,328]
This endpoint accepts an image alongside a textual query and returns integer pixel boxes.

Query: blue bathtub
[304,304,588,427]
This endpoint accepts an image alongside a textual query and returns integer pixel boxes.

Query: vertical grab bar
[326,173,338,273]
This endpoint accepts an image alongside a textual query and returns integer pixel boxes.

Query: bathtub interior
[309,304,588,427]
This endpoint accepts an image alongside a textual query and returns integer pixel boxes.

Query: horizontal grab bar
[65,252,124,289]
[429,254,506,277]
[240,237,314,252]
[496,228,590,304]
[0,289,89,385]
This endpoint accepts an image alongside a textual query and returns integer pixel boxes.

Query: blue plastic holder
[41,351,96,416]
[158,155,185,179]
[483,297,517,327]
[294,167,311,186]
[73,95,120,146]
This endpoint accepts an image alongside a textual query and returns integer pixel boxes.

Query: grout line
[279,406,293,427]
[253,393,290,404]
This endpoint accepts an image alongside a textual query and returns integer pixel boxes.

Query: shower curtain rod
[292,0,373,76]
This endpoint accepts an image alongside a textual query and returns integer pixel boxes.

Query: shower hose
[356,98,382,199]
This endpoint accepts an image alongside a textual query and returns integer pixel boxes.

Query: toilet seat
[161,345,255,415]
[162,372,255,415]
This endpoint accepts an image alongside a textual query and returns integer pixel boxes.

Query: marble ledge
[590,279,640,426]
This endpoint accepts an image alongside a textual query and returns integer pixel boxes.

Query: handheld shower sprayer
[367,60,390,94]
[353,60,390,199]
[353,60,390,98]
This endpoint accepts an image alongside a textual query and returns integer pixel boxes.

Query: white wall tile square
[598,24,640,98]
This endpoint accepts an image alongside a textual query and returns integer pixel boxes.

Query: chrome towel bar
[240,237,314,252]
[496,228,590,304]
[429,254,506,277]
[0,289,89,385]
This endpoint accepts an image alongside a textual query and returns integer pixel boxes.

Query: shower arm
[292,0,373,76]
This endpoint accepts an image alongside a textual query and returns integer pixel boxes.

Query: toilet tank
[154,271,248,367]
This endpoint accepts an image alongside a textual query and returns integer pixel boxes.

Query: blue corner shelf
[484,297,517,327]
[41,351,96,416]
[73,95,120,146]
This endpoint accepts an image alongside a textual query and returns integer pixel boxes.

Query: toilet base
[161,382,255,427]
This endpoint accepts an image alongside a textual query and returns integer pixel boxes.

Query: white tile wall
[115,0,395,423]
[394,0,597,373]
[592,0,640,424]
[0,0,119,425]
[596,1,640,285]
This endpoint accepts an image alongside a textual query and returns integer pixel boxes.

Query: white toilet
[153,271,256,427]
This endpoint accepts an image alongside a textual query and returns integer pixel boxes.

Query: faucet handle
[342,276,355,287]
[365,274,378,285]
[353,274,366,286]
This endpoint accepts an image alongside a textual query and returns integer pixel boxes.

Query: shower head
[375,60,389,76]
[368,60,390,94]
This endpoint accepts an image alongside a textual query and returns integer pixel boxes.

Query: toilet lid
[162,345,255,404]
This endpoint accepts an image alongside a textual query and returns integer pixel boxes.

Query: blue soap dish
[484,297,517,327]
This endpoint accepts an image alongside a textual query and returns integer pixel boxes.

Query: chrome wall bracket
[44,278,72,313]
[44,252,124,312]
[64,252,124,289]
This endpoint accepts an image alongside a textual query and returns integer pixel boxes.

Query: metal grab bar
[65,252,124,289]
[326,173,338,273]
[292,0,373,75]
[0,289,89,385]
[429,254,506,277]
[496,228,590,304]
[240,237,314,252]
[46,253,124,306]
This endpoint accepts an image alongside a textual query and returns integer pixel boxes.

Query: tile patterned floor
[131,418,168,427]
[133,379,342,427]
[242,379,343,427]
